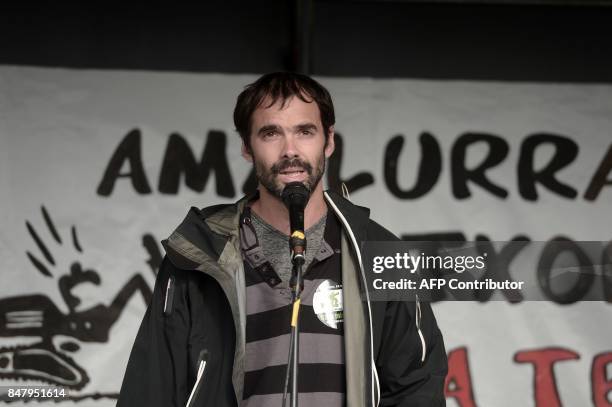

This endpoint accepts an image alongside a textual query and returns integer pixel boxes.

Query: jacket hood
[160,197,246,269]
[161,190,371,270]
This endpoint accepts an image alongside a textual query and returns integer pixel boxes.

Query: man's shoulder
[324,189,399,242]
[366,218,399,242]
[199,202,236,218]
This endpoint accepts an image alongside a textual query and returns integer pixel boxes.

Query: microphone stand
[280,182,309,407]
[282,250,304,407]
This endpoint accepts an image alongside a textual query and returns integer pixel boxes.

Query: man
[117,72,447,406]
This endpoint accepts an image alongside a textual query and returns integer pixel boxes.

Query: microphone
[281,182,310,260]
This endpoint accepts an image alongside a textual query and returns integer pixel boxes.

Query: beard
[254,153,326,199]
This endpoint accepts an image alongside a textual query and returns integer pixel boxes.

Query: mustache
[271,158,313,175]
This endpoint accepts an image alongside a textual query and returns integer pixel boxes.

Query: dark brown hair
[233,72,335,149]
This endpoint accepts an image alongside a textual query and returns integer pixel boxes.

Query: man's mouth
[279,167,305,175]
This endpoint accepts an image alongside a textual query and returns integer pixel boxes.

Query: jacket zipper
[324,192,380,407]
[185,350,208,407]
[409,247,427,363]
[415,294,426,363]
[163,276,175,315]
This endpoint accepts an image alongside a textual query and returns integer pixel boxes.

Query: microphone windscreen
[281,182,310,209]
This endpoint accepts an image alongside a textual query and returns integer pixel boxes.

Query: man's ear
[241,141,253,163]
[324,126,335,158]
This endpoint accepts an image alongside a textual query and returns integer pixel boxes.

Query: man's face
[242,95,335,198]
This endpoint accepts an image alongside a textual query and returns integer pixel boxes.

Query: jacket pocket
[186,350,208,407]
[163,276,175,315]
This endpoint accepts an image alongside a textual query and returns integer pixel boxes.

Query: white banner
[0,66,610,406]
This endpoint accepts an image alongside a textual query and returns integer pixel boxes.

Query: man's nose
[281,134,299,158]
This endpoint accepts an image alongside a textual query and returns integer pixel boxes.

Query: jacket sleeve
[117,257,191,407]
[377,297,447,406]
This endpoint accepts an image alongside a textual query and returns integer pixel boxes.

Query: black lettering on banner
[584,144,612,201]
[242,167,258,196]
[451,132,509,199]
[537,237,594,304]
[385,132,442,199]
[518,133,578,201]
[327,133,374,194]
[158,130,235,197]
[143,233,163,275]
[96,129,152,196]
[473,235,529,302]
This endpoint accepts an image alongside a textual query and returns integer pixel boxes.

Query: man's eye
[263,131,277,138]
[301,130,313,136]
